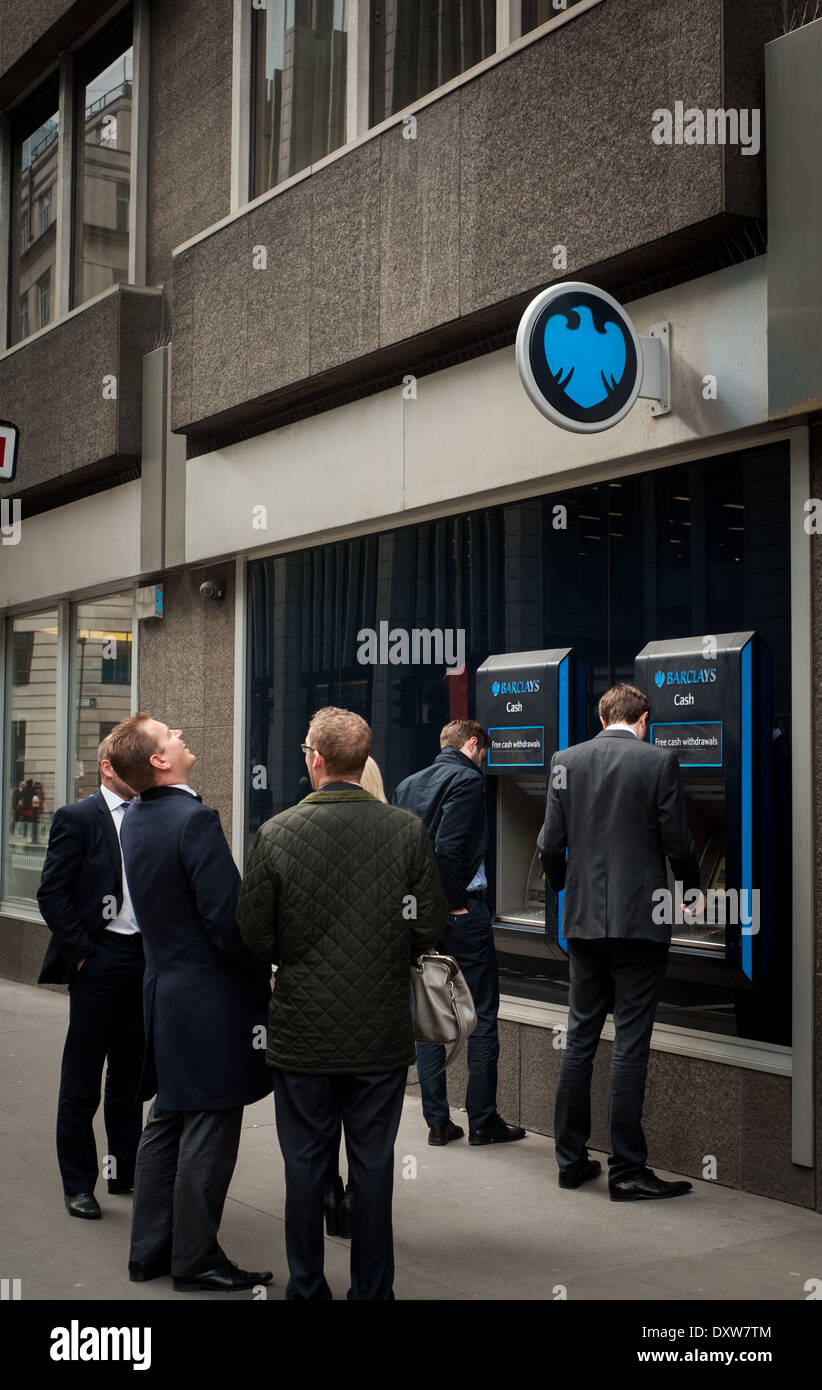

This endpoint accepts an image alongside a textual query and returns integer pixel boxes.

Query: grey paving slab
[1,977,819,1303]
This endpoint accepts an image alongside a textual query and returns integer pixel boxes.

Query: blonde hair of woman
[360,755,387,802]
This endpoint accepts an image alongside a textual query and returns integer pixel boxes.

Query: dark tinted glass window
[247,442,792,1041]
[371,1,496,125]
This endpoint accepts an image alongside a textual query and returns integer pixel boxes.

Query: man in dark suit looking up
[106,714,273,1292]
[538,684,700,1201]
[394,719,525,1148]
[37,735,145,1220]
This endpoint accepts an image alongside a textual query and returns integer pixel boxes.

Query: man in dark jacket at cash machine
[538,683,701,1201]
[394,720,526,1149]
[106,714,273,1293]
[237,706,447,1301]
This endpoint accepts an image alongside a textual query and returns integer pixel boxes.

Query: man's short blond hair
[307,707,372,779]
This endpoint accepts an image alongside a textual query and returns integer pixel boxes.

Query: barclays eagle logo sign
[654,671,665,688]
[544,301,628,412]
[516,283,643,434]
[491,682,500,697]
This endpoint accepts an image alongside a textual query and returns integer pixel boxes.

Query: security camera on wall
[199,578,225,602]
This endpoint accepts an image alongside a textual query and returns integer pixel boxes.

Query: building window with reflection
[370,0,496,125]
[72,19,133,308]
[69,596,134,803]
[3,613,58,903]
[251,0,349,197]
[37,275,50,328]
[7,90,59,345]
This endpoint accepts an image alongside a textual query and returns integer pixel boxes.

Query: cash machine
[634,631,771,987]
[476,649,585,966]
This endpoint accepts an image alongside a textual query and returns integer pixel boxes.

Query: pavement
[2,975,821,1304]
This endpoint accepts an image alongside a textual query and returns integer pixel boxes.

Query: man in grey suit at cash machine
[538,683,701,1200]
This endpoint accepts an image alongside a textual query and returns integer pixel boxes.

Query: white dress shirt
[604,722,638,736]
[99,784,140,935]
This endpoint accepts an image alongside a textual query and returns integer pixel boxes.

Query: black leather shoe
[173,1260,274,1293]
[107,1178,134,1195]
[559,1158,602,1189]
[65,1192,101,1219]
[609,1167,692,1201]
[469,1114,526,1146]
[129,1256,171,1283]
[428,1120,465,1147]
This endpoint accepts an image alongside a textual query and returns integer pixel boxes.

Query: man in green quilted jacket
[236,706,448,1301]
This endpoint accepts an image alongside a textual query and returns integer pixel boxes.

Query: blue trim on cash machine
[557,654,570,955]
[741,641,753,980]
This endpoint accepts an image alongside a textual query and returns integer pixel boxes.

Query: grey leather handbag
[409,952,477,1084]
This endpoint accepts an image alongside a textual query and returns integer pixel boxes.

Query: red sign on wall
[0,422,19,481]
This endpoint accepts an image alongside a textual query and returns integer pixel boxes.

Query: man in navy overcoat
[107,714,273,1293]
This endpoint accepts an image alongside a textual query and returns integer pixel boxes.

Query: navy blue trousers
[416,898,500,1130]
[272,1067,406,1301]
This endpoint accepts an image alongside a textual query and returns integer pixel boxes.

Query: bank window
[370,0,496,126]
[2,594,136,908]
[72,25,134,308]
[251,0,349,196]
[7,91,59,345]
[2,613,58,904]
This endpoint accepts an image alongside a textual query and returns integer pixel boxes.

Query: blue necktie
[119,802,132,813]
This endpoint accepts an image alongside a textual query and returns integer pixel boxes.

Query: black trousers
[57,931,145,1195]
[272,1067,407,1301]
[555,938,670,1182]
[129,1099,244,1277]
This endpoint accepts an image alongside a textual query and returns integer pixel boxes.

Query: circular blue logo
[516,283,643,433]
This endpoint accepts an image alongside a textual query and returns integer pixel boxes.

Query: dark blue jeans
[555,938,669,1182]
[417,898,500,1131]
